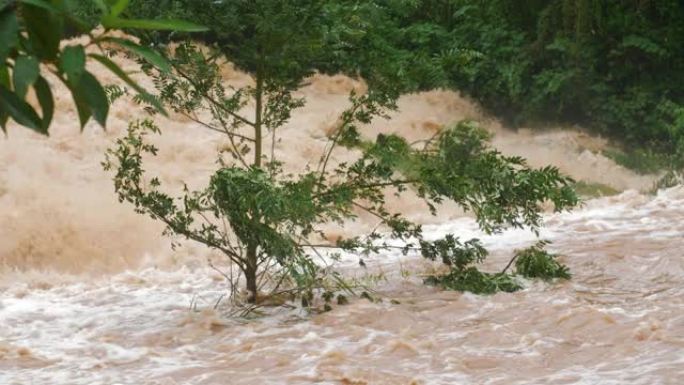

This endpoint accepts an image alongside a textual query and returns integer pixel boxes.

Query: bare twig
[213,293,226,310]
[181,111,255,142]
[500,255,519,275]
[298,243,421,251]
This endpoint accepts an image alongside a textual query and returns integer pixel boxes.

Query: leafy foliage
[514,241,571,281]
[652,170,684,194]
[66,0,684,169]
[0,0,206,134]
[602,147,672,175]
[425,240,570,294]
[101,1,579,305]
[572,181,618,198]
[413,0,684,169]
[425,268,522,295]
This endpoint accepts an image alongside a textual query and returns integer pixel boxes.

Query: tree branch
[181,111,255,142]
[500,255,519,275]
[316,101,362,186]
[172,63,256,128]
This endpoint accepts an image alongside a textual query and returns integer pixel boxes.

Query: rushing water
[1,54,681,384]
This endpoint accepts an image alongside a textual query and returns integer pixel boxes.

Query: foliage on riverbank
[62,0,684,172]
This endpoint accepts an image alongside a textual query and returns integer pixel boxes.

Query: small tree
[104,0,578,304]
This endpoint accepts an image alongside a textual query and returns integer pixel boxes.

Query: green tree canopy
[104,0,578,305]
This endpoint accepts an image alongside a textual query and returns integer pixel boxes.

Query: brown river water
[1,53,682,384]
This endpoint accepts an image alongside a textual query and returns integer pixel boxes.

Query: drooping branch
[180,111,255,142]
[172,63,256,128]
[316,99,363,185]
[137,188,245,268]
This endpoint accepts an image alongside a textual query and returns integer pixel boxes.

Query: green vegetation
[425,267,522,295]
[43,0,684,171]
[0,0,205,134]
[602,147,673,175]
[572,181,619,198]
[403,0,684,169]
[651,170,684,194]
[8,1,683,170]
[425,241,570,294]
[103,1,577,305]
[514,241,571,281]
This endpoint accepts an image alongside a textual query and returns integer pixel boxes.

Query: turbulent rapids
[1,56,682,384]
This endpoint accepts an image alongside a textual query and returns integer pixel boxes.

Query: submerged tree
[104,0,578,304]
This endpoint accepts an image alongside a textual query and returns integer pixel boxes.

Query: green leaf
[0,63,9,88]
[60,45,86,83]
[12,55,40,98]
[109,0,129,17]
[89,53,167,115]
[87,0,109,13]
[78,71,109,127]
[0,110,7,134]
[69,83,92,130]
[22,3,62,61]
[0,9,19,62]
[0,85,44,133]
[60,4,93,34]
[18,0,61,13]
[0,62,8,131]
[101,37,171,73]
[34,75,53,130]
[101,16,208,32]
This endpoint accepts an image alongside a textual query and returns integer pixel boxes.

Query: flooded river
[1,56,681,384]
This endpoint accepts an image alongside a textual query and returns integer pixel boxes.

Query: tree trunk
[245,243,258,303]
[254,67,263,168]
[245,61,264,304]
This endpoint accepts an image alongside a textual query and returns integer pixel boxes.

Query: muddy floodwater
[1,53,682,384]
